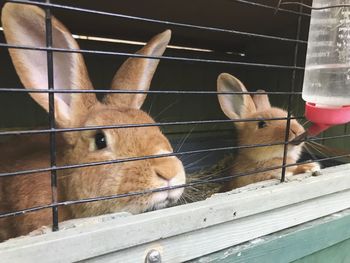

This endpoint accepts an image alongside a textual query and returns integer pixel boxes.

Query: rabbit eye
[258,120,267,129]
[95,131,107,150]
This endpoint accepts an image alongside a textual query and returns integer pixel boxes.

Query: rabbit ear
[104,30,171,109]
[252,90,271,111]
[217,73,256,121]
[1,3,97,127]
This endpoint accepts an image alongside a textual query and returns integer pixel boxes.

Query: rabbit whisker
[184,153,211,169]
[307,141,350,162]
[183,192,200,202]
[187,186,201,192]
[147,94,157,115]
[154,99,179,120]
[177,196,187,205]
[301,120,310,127]
[303,143,319,160]
[305,141,330,157]
[175,125,197,153]
[304,141,324,155]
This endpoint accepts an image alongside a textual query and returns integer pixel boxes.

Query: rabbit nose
[290,127,301,137]
[289,128,298,141]
[154,166,174,181]
[155,170,169,181]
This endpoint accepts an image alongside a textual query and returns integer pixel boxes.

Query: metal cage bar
[0,43,305,70]
[1,153,350,219]
[281,1,304,182]
[0,116,305,137]
[7,0,308,44]
[44,0,59,232]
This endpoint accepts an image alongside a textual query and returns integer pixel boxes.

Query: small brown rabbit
[0,3,185,241]
[217,73,320,191]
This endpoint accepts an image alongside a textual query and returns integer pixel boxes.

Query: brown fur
[0,4,185,241]
[217,73,319,191]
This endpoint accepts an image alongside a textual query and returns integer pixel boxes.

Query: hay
[182,154,235,203]
[181,143,350,205]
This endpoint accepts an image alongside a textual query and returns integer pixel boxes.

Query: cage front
[0,0,349,256]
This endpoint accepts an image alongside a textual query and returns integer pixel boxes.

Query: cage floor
[183,153,347,204]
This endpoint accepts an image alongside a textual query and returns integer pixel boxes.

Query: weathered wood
[0,164,349,262]
[84,191,350,262]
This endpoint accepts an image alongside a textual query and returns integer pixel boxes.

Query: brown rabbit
[0,3,186,241]
[217,73,319,191]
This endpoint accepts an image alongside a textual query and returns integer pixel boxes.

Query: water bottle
[302,0,350,136]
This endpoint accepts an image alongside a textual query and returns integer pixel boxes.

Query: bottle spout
[290,131,308,145]
[307,123,331,136]
[290,123,331,146]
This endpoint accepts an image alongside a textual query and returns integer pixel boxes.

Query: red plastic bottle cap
[305,102,350,136]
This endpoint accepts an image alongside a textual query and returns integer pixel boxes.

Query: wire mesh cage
[0,0,349,246]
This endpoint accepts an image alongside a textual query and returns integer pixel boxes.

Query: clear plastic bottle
[299,0,350,137]
[302,0,350,107]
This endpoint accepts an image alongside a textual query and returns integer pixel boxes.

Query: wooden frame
[1,164,350,262]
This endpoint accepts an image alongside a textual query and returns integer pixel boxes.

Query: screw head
[145,249,162,263]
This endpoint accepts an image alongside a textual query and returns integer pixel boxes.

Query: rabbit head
[217,73,305,163]
[2,3,185,216]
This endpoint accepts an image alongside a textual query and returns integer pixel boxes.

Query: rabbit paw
[293,162,321,175]
[28,225,52,236]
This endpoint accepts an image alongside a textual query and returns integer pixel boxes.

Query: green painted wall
[190,210,350,263]
[293,238,350,263]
